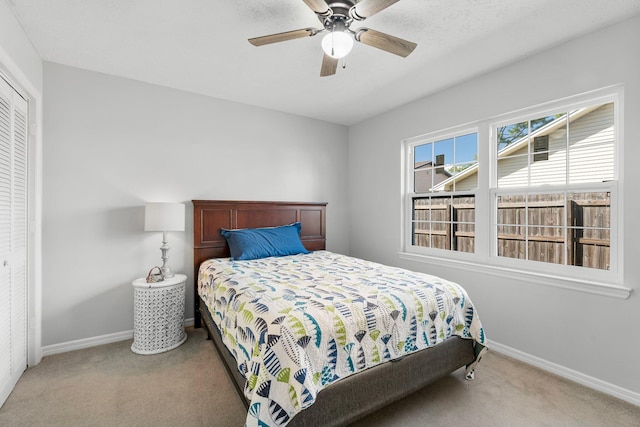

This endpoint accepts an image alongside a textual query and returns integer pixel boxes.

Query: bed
[192,200,487,427]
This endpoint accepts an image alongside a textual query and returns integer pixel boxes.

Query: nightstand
[131,273,188,355]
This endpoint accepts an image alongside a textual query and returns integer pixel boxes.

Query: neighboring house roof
[415,160,451,172]
[414,161,452,193]
[431,104,601,191]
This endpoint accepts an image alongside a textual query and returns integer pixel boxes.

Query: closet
[0,74,28,406]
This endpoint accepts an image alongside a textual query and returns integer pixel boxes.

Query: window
[403,88,623,292]
[408,130,478,253]
[493,102,614,271]
[533,136,549,162]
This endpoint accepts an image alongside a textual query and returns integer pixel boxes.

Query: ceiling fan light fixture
[321,30,353,58]
[249,0,417,77]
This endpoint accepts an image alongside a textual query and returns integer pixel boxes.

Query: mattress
[198,251,487,427]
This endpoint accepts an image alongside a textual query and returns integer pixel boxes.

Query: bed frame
[192,200,475,427]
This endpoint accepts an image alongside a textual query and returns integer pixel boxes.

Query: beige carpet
[1,327,639,426]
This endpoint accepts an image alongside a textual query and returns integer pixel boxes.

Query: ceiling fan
[249,0,417,77]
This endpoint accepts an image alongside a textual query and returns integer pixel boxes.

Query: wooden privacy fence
[413,197,475,253]
[413,192,610,270]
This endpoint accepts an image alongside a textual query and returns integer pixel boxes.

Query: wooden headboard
[192,200,327,327]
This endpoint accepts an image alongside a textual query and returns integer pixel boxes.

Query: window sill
[397,252,632,299]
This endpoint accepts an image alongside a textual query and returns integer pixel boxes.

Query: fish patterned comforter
[198,251,487,427]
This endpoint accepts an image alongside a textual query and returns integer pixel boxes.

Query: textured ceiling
[8,0,640,125]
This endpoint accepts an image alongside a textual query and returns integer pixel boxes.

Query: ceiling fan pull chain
[342,56,347,69]
[331,23,336,57]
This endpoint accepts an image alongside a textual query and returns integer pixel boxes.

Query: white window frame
[403,125,479,262]
[400,86,630,299]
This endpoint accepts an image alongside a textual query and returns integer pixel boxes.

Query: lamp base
[159,231,175,279]
[161,266,175,279]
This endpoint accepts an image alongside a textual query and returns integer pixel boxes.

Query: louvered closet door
[0,75,28,406]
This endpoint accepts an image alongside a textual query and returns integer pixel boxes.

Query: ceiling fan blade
[249,28,317,46]
[303,0,331,16]
[320,53,338,77]
[356,28,417,57]
[351,0,400,20]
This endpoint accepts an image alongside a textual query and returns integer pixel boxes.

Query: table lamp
[144,202,185,279]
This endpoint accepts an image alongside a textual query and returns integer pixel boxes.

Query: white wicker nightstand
[131,273,187,355]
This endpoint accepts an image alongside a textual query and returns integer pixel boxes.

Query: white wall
[42,63,349,346]
[349,15,640,397]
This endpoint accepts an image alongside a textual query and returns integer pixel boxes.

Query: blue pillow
[221,222,310,261]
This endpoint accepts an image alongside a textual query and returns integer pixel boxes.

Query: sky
[414,132,478,171]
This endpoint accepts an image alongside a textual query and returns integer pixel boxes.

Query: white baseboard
[42,330,134,357]
[41,317,195,357]
[488,339,640,407]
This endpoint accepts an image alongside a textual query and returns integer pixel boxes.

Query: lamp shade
[321,31,353,58]
[144,203,185,232]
